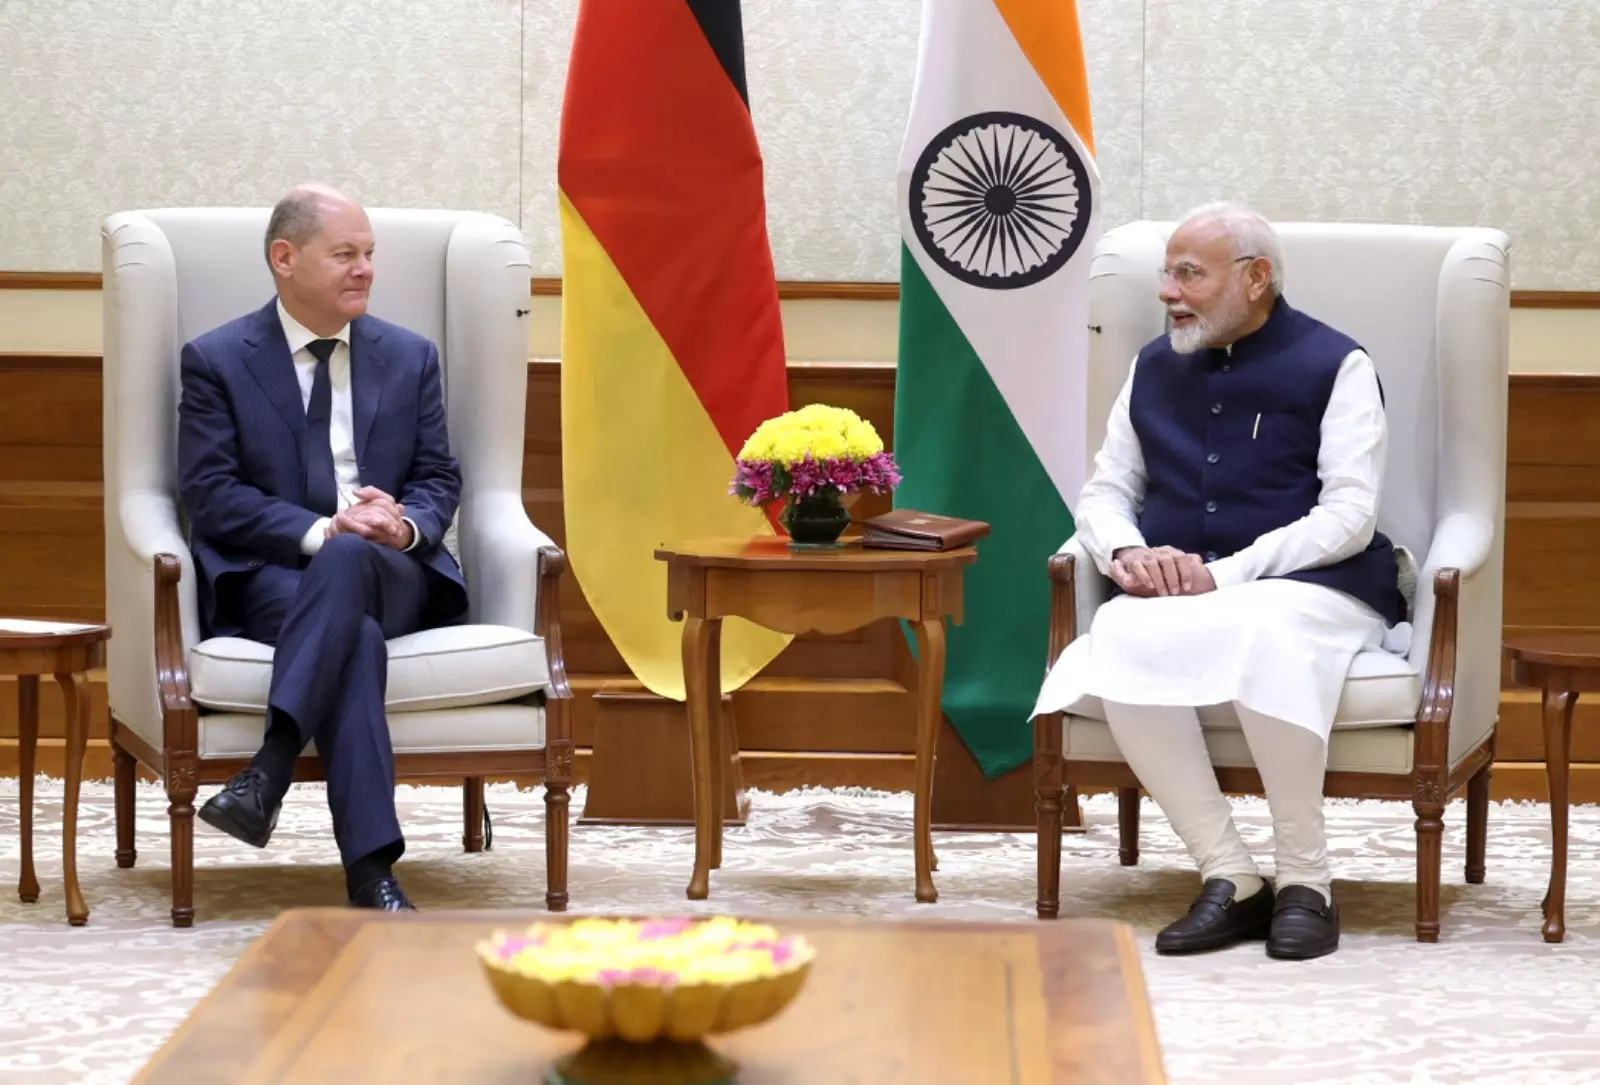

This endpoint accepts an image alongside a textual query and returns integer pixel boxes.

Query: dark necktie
[303,338,340,517]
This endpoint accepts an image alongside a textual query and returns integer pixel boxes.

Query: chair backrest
[1084,221,1512,566]
[101,207,533,739]
[101,203,533,537]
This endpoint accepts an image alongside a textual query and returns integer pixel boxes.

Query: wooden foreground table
[132,909,1167,1085]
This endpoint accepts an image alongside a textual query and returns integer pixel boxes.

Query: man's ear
[268,238,295,279]
[1246,257,1273,302]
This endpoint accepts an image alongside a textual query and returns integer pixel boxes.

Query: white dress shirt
[277,301,418,555]
[1073,347,1387,591]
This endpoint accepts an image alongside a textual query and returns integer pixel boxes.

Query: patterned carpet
[0,777,1596,1085]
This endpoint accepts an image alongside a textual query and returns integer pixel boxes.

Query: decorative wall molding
[5,272,1596,309]
[0,272,101,289]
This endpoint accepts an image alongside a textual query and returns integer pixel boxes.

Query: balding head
[264,183,373,335]
[1174,201,1284,295]
[263,183,355,264]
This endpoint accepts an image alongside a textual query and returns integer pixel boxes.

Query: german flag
[558,0,791,699]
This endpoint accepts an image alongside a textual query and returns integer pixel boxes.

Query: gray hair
[1179,201,1285,296]
[263,190,325,266]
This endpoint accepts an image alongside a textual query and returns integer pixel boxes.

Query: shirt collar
[276,298,351,357]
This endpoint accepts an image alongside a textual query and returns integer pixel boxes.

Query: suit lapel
[350,316,385,466]
[241,302,306,445]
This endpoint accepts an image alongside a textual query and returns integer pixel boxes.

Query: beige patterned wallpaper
[2,0,1595,287]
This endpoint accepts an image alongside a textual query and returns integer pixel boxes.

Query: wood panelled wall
[3,354,1599,801]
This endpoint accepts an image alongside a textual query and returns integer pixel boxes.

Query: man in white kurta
[1034,203,1407,960]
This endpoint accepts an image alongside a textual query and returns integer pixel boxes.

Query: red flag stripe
[558,0,788,458]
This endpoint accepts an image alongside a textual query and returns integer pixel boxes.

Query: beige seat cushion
[1062,648,1421,731]
[189,624,548,713]
[1063,716,1415,775]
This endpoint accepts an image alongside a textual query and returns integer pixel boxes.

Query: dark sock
[346,843,401,899]
[249,710,301,808]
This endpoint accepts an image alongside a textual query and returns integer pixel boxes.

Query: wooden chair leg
[1117,787,1141,866]
[544,712,573,912]
[113,742,137,869]
[463,776,486,853]
[1033,715,1064,920]
[1413,787,1445,943]
[168,764,197,928]
[1465,762,1490,885]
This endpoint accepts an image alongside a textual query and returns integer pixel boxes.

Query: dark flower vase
[781,492,851,545]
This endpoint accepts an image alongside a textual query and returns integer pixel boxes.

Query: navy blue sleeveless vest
[1127,297,1405,626]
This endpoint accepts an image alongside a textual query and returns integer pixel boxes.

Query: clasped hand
[325,486,413,550]
[1110,546,1216,597]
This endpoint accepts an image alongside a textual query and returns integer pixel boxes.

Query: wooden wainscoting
[3,353,1600,801]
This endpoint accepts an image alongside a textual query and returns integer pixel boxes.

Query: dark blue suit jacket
[177,300,466,637]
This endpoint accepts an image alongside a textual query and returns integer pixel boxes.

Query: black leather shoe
[350,876,416,911]
[197,768,279,848]
[1266,885,1339,960]
[1155,878,1275,955]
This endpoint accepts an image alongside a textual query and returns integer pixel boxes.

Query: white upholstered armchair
[100,207,572,927]
[1034,221,1510,942]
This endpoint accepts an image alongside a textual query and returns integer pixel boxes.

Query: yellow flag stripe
[558,192,791,700]
[991,0,1095,156]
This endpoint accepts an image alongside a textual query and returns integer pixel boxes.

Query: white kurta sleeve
[1072,359,1149,575]
[1206,349,1387,590]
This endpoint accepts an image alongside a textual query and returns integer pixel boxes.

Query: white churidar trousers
[1103,700,1333,895]
[1035,579,1395,897]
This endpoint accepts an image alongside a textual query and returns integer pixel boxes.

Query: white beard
[1168,316,1212,354]
[1168,288,1252,355]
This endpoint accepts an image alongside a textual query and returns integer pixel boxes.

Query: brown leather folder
[857,509,991,551]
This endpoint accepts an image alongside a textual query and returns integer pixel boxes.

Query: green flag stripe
[893,245,1075,778]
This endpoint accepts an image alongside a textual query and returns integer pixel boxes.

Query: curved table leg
[1541,689,1575,943]
[706,620,725,871]
[58,671,89,926]
[17,676,39,905]
[912,618,946,904]
[683,617,717,901]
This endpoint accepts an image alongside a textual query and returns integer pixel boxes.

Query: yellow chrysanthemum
[736,404,884,466]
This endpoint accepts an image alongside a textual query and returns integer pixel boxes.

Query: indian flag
[558,0,791,699]
[894,0,1100,777]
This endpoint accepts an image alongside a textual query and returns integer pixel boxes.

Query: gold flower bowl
[477,919,816,1085]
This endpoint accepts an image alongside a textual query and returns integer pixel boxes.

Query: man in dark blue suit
[177,183,467,910]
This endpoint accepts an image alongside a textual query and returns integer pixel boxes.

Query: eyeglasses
[1157,255,1260,288]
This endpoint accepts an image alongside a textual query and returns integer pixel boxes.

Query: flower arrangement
[730,404,901,513]
[476,916,818,1049]
[481,916,814,989]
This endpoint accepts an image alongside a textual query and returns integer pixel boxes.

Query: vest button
[1204,551,1218,562]
[1205,500,1218,513]
[1210,403,1222,415]
[1206,452,1220,465]
[1222,364,1232,373]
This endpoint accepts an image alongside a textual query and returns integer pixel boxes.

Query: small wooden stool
[1504,635,1600,943]
[1,619,111,926]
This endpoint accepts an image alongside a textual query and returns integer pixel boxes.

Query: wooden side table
[1504,635,1600,943]
[657,537,978,904]
[1,619,111,926]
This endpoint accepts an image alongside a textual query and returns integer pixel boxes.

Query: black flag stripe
[684,0,750,107]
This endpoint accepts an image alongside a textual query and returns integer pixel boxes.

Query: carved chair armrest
[1046,553,1078,669]
[1411,567,1461,792]
[535,546,572,702]
[153,554,199,759]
